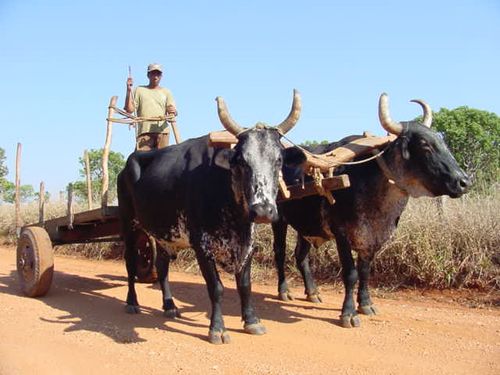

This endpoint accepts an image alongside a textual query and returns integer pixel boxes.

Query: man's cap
[147,63,163,73]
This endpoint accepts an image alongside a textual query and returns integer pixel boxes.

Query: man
[124,63,177,151]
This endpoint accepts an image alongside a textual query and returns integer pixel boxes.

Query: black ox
[272,93,471,328]
[117,90,306,344]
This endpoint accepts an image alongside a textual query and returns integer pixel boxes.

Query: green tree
[430,107,500,191]
[1,181,36,203]
[0,148,8,200]
[35,190,51,202]
[0,148,7,180]
[300,140,330,148]
[72,149,126,205]
[0,147,37,203]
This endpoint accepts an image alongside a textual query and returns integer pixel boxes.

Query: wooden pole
[101,96,117,209]
[39,181,45,224]
[171,120,182,144]
[15,142,22,236]
[67,183,74,230]
[84,149,93,210]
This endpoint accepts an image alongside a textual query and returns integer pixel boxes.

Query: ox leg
[336,234,360,328]
[156,251,181,319]
[236,257,266,336]
[295,235,321,303]
[272,220,293,301]
[357,256,379,316]
[124,231,141,314]
[195,251,230,345]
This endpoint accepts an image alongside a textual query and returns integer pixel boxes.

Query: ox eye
[419,140,433,154]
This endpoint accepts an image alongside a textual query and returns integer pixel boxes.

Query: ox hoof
[125,304,141,314]
[163,308,181,319]
[358,304,379,316]
[278,291,294,301]
[340,314,361,328]
[306,293,323,303]
[208,330,231,345]
[244,322,267,335]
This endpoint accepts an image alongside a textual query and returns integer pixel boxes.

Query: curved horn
[215,96,245,136]
[276,89,302,135]
[378,93,403,135]
[410,99,433,128]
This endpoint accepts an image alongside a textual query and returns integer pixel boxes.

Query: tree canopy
[430,106,500,191]
[0,148,7,180]
[0,147,37,203]
[72,149,126,204]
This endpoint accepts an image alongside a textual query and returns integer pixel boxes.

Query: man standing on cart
[124,63,178,151]
[123,63,179,283]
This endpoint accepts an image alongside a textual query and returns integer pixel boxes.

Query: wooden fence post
[67,183,74,230]
[39,181,45,224]
[84,149,93,210]
[15,142,22,236]
[101,96,117,209]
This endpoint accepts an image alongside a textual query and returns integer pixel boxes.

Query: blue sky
[1,0,499,197]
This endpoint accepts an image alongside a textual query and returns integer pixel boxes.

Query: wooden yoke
[300,132,397,173]
[207,130,396,203]
[208,130,238,149]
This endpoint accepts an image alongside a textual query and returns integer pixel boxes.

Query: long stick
[39,181,45,224]
[170,120,182,144]
[15,142,22,235]
[67,183,74,230]
[102,96,117,209]
[84,149,93,210]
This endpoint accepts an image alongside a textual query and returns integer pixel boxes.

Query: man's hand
[126,77,133,91]
[167,104,178,116]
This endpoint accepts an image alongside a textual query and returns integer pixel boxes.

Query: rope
[280,133,390,167]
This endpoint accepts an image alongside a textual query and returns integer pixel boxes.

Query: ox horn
[276,89,302,135]
[410,99,433,128]
[378,93,403,135]
[215,96,245,136]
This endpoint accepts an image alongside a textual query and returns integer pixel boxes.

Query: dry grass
[1,190,499,291]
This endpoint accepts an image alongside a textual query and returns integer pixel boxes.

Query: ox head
[378,93,471,198]
[215,90,306,223]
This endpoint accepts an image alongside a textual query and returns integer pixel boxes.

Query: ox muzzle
[447,170,472,198]
[249,203,279,224]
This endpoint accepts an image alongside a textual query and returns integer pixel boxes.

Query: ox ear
[400,138,411,160]
[213,148,235,170]
[283,146,307,167]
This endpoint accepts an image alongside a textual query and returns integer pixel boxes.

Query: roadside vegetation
[1,189,498,292]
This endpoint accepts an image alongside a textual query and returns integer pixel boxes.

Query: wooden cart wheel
[17,226,54,297]
[135,232,158,283]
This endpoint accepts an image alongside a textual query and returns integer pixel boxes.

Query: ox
[272,93,471,328]
[117,90,306,344]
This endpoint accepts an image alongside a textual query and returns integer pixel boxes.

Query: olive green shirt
[133,86,176,135]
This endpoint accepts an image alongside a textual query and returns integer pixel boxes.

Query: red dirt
[1,245,499,374]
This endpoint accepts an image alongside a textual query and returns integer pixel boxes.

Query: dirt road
[1,245,499,375]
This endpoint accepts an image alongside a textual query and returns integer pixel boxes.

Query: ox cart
[16,96,394,298]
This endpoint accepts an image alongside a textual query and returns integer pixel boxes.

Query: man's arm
[124,77,135,114]
[165,89,177,117]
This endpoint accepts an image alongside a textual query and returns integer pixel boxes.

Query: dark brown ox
[272,93,471,328]
[118,90,306,344]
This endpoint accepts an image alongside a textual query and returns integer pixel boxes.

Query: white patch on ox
[243,132,280,210]
[199,222,255,274]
